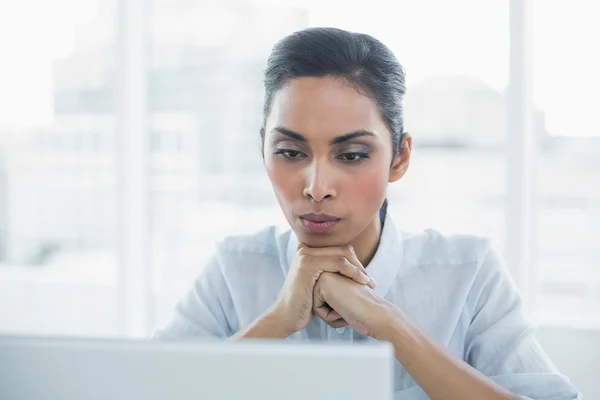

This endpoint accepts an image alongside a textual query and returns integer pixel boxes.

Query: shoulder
[400,228,515,310]
[397,228,516,323]
[210,224,291,277]
[401,228,492,268]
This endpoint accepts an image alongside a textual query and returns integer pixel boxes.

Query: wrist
[231,306,295,340]
[263,306,297,338]
[373,300,409,342]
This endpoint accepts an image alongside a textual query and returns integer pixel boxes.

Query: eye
[337,152,370,163]
[274,149,306,160]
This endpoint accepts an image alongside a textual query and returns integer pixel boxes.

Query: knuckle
[297,254,313,268]
[337,256,350,270]
[313,278,323,293]
[345,244,356,257]
[320,271,332,282]
[344,244,353,254]
[302,253,314,263]
[320,272,336,286]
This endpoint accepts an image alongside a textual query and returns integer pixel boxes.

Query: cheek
[346,167,388,205]
[265,162,300,204]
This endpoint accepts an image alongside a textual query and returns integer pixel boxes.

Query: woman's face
[263,76,409,248]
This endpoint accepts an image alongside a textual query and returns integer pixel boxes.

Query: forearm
[381,307,519,400]
[230,309,292,340]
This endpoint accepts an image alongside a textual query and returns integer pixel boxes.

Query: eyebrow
[271,127,376,145]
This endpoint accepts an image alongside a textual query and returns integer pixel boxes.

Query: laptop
[0,335,394,400]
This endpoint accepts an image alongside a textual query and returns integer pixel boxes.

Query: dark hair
[261,27,407,157]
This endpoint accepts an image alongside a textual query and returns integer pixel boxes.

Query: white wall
[536,326,600,399]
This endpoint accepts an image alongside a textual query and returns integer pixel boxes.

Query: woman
[154,28,581,399]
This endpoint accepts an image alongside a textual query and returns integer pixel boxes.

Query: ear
[389,133,412,183]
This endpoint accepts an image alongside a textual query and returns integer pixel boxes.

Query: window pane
[0,1,118,336]
[534,0,600,325]
[149,0,509,328]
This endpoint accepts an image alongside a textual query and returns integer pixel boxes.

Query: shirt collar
[285,210,403,298]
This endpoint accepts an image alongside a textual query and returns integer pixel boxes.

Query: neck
[350,215,383,267]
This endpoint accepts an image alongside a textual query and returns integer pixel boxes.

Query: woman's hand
[313,272,395,340]
[313,275,524,400]
[269,244,376,337]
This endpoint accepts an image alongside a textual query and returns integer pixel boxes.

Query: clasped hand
[271,243,393,339]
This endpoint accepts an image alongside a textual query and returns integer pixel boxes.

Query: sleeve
[464,240,583,400]
[151,253,235,340]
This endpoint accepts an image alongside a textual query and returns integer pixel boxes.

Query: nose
[303,159,337,202]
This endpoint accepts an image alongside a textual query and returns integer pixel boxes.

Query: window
[149,1,307,322]
[148,0,511,329]
[0,1,119,337]
[533,0,600,326]
[1,0,597,339]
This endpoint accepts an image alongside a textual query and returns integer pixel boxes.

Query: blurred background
[0,0,598,397]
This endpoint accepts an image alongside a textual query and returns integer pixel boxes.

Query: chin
[298,235,335,248]
[294,230,353,248]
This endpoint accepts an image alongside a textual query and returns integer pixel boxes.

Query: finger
[301,250,370,285]
[313,279,327,310]
[325,309,343,322]
[312,284,335,320]
[312,277,349,329]
[312,256,369,285]
[313,304,333,322]
[342,245,376,289]
[313,305,348,328]
[337,257,372,285]
[298,253,370,286]
[329,318,349,329]
[313,302,344,324]
[302,246,375,288]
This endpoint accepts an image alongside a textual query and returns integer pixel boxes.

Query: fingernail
[370,277,377,287]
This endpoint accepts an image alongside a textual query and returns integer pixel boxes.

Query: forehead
[266,76,389,140]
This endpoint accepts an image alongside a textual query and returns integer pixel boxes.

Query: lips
[300,213,340,222]
[299,213,341,233]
